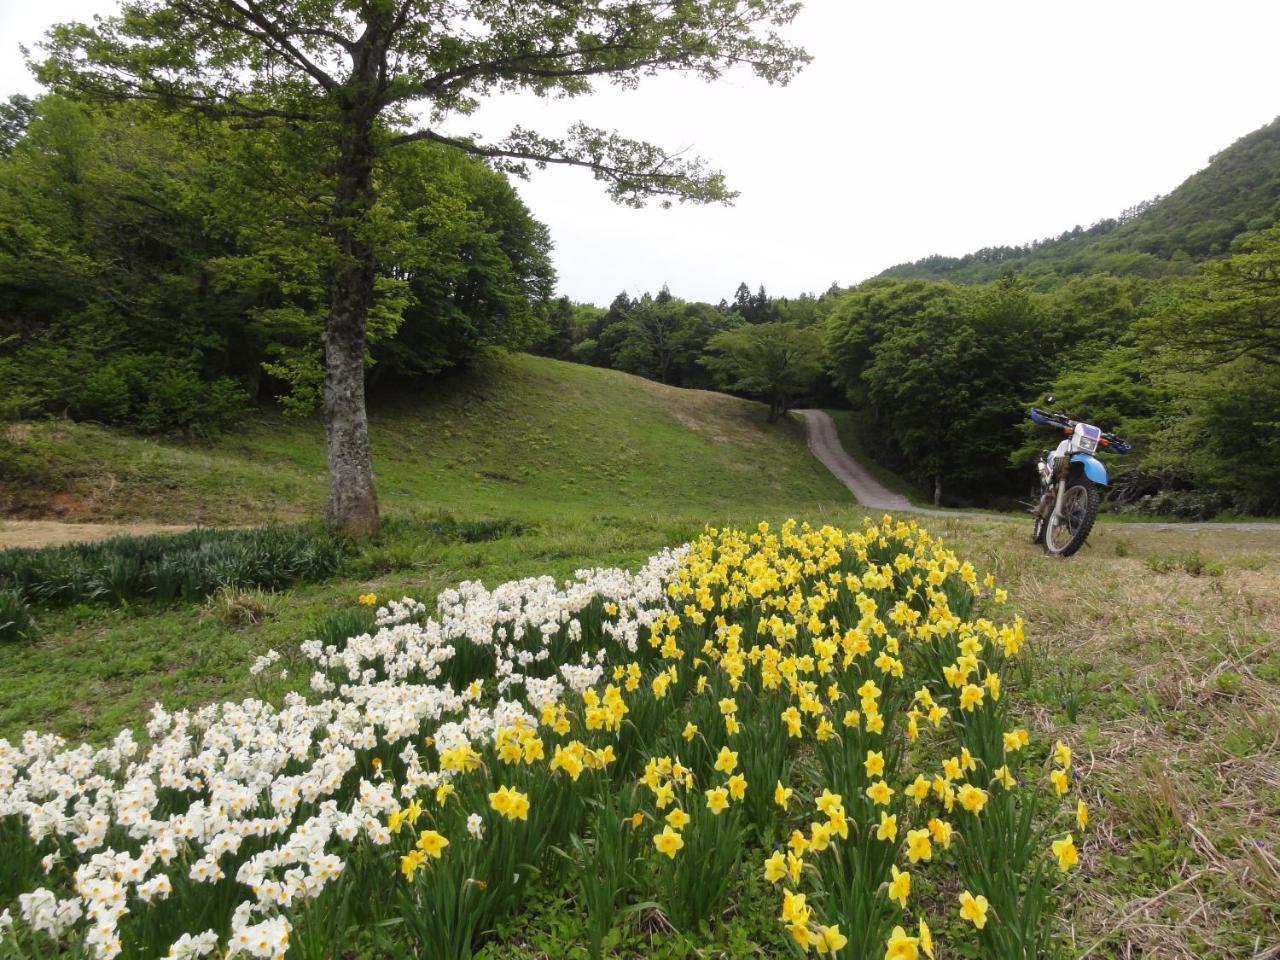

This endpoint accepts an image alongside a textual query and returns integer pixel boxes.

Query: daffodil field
[0,518,1089,960]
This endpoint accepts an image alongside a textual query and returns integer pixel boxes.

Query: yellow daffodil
[774,781,794,809]
[1050,768,1070,796]
[1054,740,1072,767]
[763,850,787,884]
[866,780,894,806]
[919,918,934,958]
[906,827,932,863]
[927,817,953,849]
[415,830,448,859]
[400,849,425,880]
[887,865,911,907]
[1052,833,1079,872]
[864,750,886,777]
[815,789,843,816]
[705,786,729,815]
[714,746,738,774]
[885,925,919,960]
[653,826,684,859]
[958,890,989,929]
[815,924,848,955]
[957,783,988,815]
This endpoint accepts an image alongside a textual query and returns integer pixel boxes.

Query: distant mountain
[878,115,1280,286]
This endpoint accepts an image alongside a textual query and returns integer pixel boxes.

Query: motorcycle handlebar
[1028,407,1131,453]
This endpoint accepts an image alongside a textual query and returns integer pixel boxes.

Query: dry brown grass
[942,522,1280,958]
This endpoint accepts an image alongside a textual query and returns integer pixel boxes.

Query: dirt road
[794,409,1280,533]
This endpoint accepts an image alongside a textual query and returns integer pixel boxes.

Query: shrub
[203,585,276,628]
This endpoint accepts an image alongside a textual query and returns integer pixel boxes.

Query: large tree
[701,321,821,421]
[34,0,808,536]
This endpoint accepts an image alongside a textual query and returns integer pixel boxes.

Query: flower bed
[0,517,1085,959]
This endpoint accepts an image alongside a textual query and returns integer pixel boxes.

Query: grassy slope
[2,352,844,526]
[2,355,1278,955]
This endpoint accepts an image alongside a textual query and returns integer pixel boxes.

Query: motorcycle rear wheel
[1043,479,1099,557]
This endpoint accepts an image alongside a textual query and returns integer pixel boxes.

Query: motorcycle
[1028,396,1131,557]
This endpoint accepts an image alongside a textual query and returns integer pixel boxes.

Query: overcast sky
[4,1,1279,305]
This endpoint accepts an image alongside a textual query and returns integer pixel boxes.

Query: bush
[1119,489,1237,521]
[203,586,277,628]
[0,524,352,611]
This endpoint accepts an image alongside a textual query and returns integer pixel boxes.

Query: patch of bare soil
[0,520,197,550]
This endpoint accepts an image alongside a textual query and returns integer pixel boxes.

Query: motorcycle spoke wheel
[1045,482,1099,557]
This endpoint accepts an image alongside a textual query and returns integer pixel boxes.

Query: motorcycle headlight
[1078,435,1097,453]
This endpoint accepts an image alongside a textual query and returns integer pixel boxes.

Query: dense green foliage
[0,525,351,611]
[701,321,824,421]
[32,0,808,536]
[0,96,555,430]
[535,284,834,418]
[880,116,1280,287]
[824,275,1151,506]
[824,228,1280,514]
[535,214,1279,515]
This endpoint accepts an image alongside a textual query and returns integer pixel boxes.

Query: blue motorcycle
[1028,397,1132,556]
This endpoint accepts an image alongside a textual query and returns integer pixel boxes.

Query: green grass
[2,354,1278,955]
[2,353,847,525]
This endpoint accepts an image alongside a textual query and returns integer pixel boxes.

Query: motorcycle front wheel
[1043,479,1099,557]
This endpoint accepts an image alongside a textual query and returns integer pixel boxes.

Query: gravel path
[794,409,1280,533]
[794,409,914,512]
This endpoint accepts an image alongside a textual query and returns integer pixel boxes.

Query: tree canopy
[32,0,810,535]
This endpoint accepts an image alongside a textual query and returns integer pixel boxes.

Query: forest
[535,240,1280,516]
[2,92,1279,517]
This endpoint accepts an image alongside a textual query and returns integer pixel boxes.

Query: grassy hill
[1,351,846,527]
[0,352,854,740]
[879,114,1280,286]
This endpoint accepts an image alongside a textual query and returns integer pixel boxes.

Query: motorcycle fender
[1070,453,1108,486]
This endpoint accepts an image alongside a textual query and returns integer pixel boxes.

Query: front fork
[1048,478,1067,531]
[1039,456,1070,530]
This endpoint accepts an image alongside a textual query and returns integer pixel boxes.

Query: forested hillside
[878,115,1280,286]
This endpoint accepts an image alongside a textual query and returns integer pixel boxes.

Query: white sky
[3,0,1279,304]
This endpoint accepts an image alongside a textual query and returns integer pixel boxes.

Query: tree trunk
[324,113,380,538]
[933,474,943,506]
